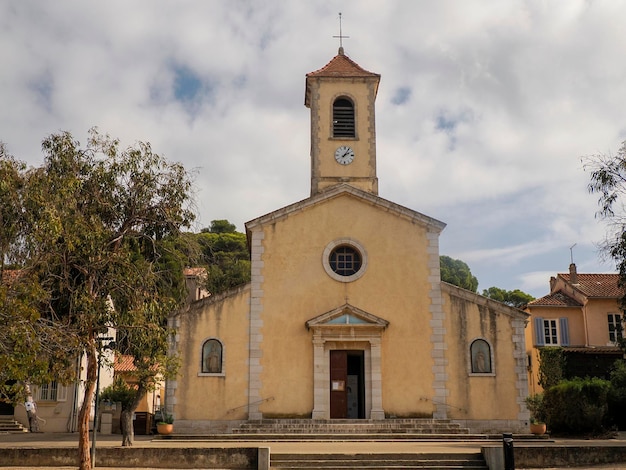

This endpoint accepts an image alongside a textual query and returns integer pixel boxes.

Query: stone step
[235,428,470,434]
[234,418,470,435]
[0,418,28,433]
[159,433,498,441]
[270,452,488,470]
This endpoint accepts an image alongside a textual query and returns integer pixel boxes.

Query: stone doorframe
[306,304,388,420]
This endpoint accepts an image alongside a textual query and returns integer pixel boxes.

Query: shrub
[525,393,546,424]
[608,359,626,430]
[158,413,174,424]
[538,347,566,389]
[543,377,611,435]
[99,377,136,411]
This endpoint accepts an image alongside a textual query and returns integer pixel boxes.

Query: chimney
[569,263,578,285]
[549,276,557,292]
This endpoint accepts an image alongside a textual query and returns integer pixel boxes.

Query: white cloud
[1,0,625,294]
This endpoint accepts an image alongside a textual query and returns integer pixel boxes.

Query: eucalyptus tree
[2,129,195,469]
[586,140,626,349]
[0,145,79,404]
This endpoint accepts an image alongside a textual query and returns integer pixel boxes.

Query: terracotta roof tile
[306,52,380,79]
[183,267,206,277]
[560,273,623,297]
[527,291,582,307]
[113,355,136,372]
[562,346,622,355]
[1,269,21,285]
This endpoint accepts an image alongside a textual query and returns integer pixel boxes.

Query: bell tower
[305,48,381,196]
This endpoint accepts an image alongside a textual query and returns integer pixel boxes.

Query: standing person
[24,396,39,432]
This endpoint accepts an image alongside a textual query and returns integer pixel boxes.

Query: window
[201,339,223,374]
[330,245,362,276]
[35,381,67,402]
[333,98,355,138]
[544,319,558,345]
[470,339,492,374]
[534,317,569,346]
[322,239,368,283]
[608,313,623,343]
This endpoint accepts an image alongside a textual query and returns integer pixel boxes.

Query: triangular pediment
[306,303,389,330]
[246,184,446,236]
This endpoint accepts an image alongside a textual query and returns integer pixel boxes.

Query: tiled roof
[1,269,21,285]
[113,355,136,372]
[306,50,380,79]
[184,267,206,277]
[527,291,582,307]
[560,273,623,298]
[114,354,161,373]
[562,346,622,355]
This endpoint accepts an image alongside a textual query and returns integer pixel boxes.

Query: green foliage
[158,412,174,424]
[0,145,81,402]
[205,219,237,233]
[196,227,250,294]
[585,141,626,321]
[440,255,478,292]
[99,377,136,411]
[538,347,566,390]
[482,286,535,308]
[0,144,26,269]
[0,128,195,453]
[608,359,626,429]
[543,377,611,435]
[525,393,546,424]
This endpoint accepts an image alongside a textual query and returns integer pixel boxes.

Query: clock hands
[334,146,354,164]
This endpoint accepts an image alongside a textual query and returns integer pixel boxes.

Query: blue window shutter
[534,317,545,346]
[560,318,570,346]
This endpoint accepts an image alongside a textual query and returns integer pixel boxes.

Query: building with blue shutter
[525,263,624,394]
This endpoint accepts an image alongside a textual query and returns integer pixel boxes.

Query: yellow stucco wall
[173,285,251,421]
[309,78,378,194]
[585,299,620,346]
[443,290,525,420]
[255,193,436,417]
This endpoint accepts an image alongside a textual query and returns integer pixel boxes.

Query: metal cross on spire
[333,12,349,55]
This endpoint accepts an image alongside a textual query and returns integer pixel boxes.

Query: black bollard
[503,432,515,470]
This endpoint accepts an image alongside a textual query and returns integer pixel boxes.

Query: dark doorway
[330,350,364,419]
[0,381,17,416]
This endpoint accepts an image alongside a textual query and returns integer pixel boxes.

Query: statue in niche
[471,339,492,373]
[203,340,222,373]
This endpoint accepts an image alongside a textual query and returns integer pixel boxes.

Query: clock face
[335,146,355,165]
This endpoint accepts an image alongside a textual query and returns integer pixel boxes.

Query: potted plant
[156,413,174,435]
[525,393,547,435]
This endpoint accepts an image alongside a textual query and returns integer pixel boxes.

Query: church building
[169,48,530,434]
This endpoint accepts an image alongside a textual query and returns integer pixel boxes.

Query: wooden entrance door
[330,350,348,419]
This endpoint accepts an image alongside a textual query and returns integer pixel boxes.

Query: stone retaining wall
[0,447,269,470]
[483,444,626,469]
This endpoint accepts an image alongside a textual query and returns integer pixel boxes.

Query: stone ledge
[483,444,626,469]
[0,447,268,469]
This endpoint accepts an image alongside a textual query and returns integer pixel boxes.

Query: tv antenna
[570,243,577,264]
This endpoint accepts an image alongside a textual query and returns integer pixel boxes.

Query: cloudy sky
[2,1,625,297]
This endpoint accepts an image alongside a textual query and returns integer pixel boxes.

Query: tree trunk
[119,382,145,447]
[120,409,134,447]
[77,342,97,470]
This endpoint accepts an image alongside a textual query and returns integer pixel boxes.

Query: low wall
[0,447,270,470]
[483,444,626,469]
